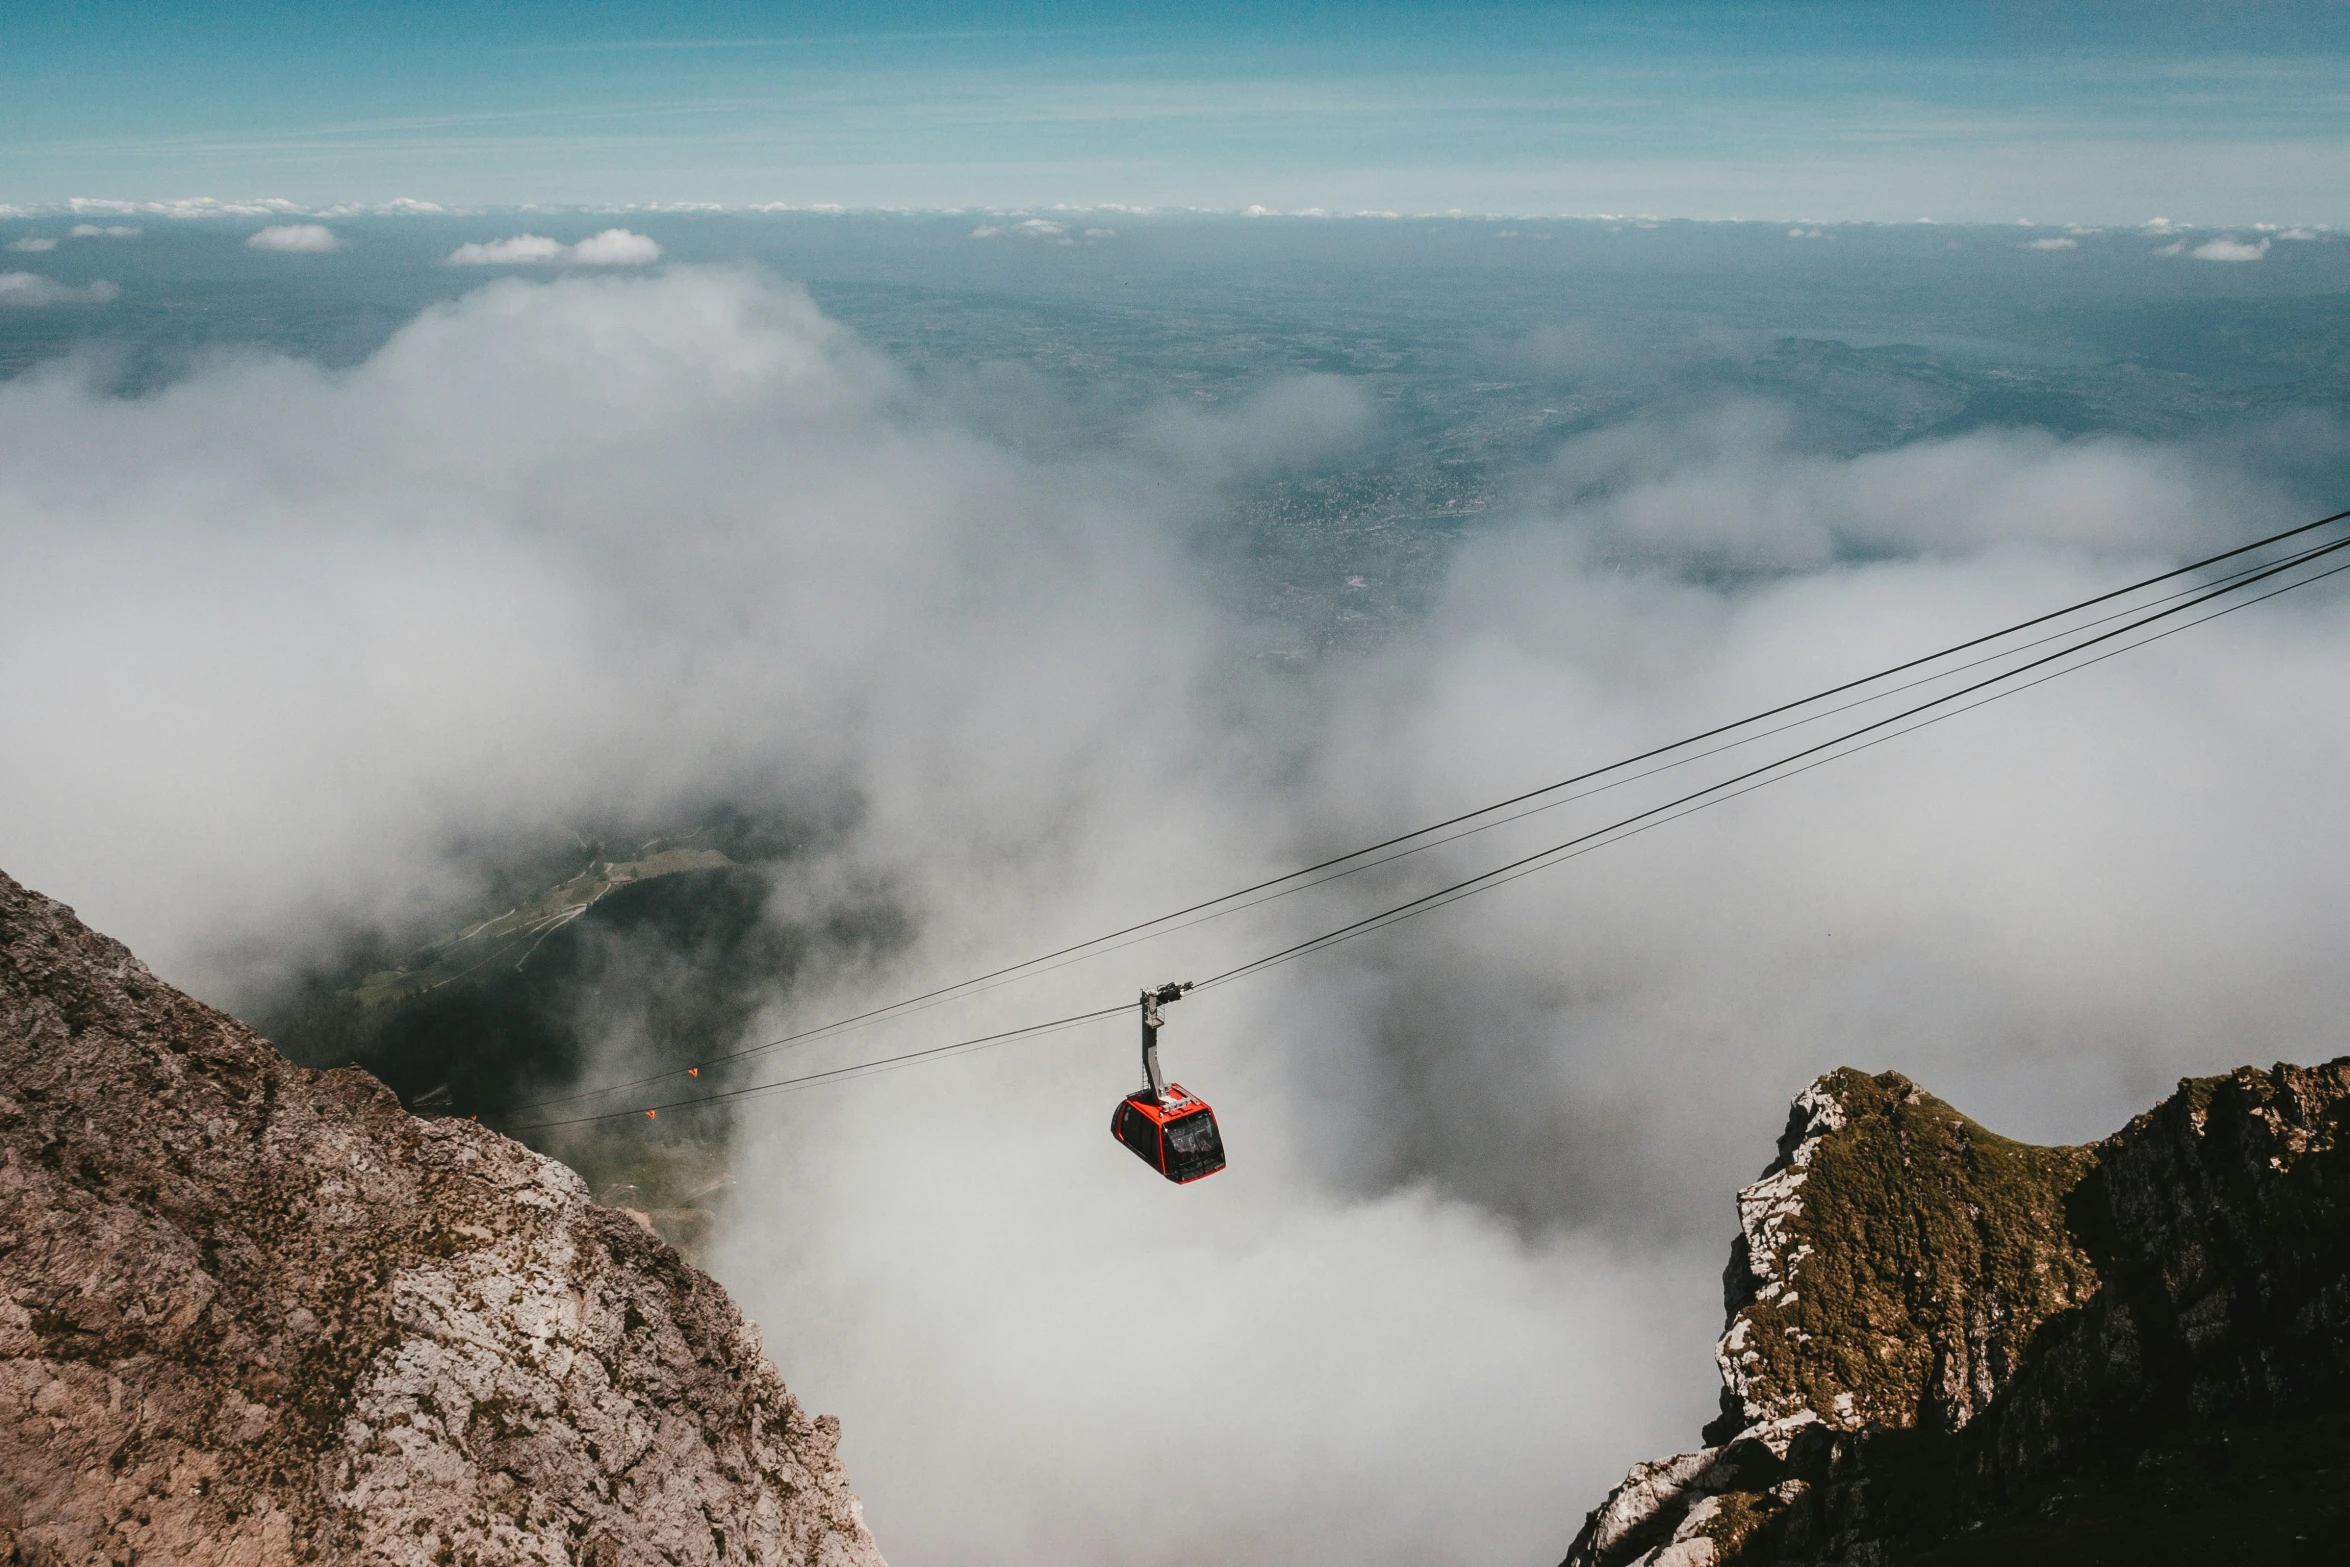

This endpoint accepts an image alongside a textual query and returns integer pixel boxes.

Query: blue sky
[6,1,2350,220]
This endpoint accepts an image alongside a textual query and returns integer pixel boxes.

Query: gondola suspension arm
[1139,979,1191,1104]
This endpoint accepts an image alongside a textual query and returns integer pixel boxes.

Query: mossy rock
[1724,1068,2102,1437]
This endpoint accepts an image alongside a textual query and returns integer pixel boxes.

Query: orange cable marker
[688,1067,700,1077]
[645,1109,657,1119]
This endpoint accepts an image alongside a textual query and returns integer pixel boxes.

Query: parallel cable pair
[499,508,2350,1132]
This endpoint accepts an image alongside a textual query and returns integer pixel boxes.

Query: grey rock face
[0,869,885,1567]
[1563,1061,2350,1565]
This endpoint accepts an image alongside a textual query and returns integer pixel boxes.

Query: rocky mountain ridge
[1566,1062,2350,1566]
[0,868,885,1566]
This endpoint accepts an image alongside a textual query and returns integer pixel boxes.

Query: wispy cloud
[568,228,661,264]
[2159,233,2271,260]
[0,272,119,306]
[968,218,1073,243]
[316,198,448,217]
[449,234,568,264]
[72,196,302,219]
[446,229,662,266]
[247,223,342,253]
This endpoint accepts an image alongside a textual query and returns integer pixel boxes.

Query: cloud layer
[2157,233,2274,261]
[6,267,2349,1566]
[0,272,119,306]
[247,223,342,253]
[447,228,661,265]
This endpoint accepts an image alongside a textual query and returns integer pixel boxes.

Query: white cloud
[7,269,2350,1567]
[969,218,1070,243]
[446,229,660,266]
[246,224,341,253]
[0,267,1720,1566]
[315,198,455,218]
[2188,235,2270,262]
[72,196,301,219]
[1786,226,1823,239]
[2024,236,2078,250]
[69,224,141,238]
[1525,401,2254,570]
[448,233,568,264]
[566,227,663,265]
[2147,226,2281,262]
[0,272,120,306]
[7,237,58,252]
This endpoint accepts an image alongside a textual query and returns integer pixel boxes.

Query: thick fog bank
[5,267,2349,1565]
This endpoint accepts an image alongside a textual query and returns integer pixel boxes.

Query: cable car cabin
[1111,980,1226,1184]
[1113,1084,1226,1184]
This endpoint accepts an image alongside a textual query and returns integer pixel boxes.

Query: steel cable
[495,510,2350,1131]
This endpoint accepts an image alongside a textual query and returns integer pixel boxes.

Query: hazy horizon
[11,1,2350,221]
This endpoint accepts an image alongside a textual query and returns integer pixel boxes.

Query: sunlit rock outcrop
[1564,1060,2350,1564]
[0,869,884,1566]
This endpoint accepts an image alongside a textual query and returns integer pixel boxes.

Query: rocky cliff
[1565,1063,2350,1566]
[0,869,886,1567]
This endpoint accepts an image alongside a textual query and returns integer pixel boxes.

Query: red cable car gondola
[1111,980,1226,1183]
